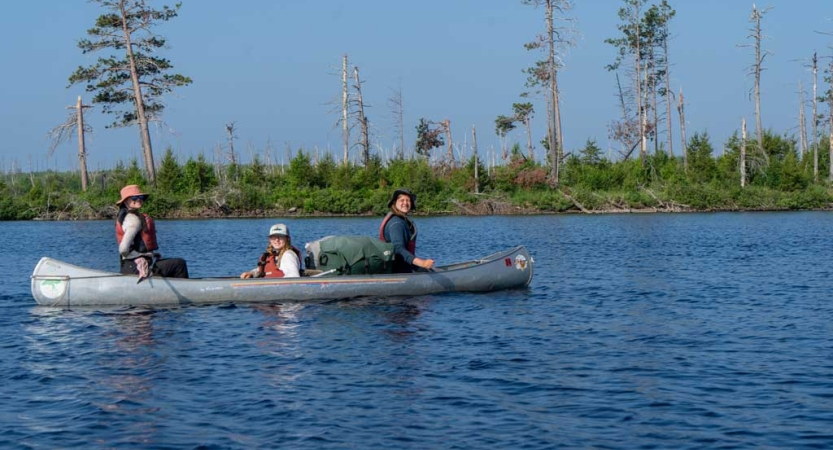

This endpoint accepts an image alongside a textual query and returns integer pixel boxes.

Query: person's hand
[136,258,149,278]
[414,257,435,270]
[240,272,253,279]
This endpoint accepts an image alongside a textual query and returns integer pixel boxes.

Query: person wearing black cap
[378,188,435,273]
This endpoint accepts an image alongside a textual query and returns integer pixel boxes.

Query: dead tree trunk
[664,22,673,157]
[76,96,89,191]
[552,59,564,166]
[752,6,763,152]
[342,54,350,165]
[798,81,808,156]
[28,155,35,188]
[545,0,560,186]
[524,115,533,161]
[442,119,454,168]
[741,117,747,188]
[388,84,405,159]
[748,5,770,164]
[353,66,370,167]
[48,97,93,190]
[812,52,819,182]
[633,3,646,166]
[472,125,479,194]
[225,122,237,166]
[677,88,688,172]
[829,59,833,183]
[650,48,659,155]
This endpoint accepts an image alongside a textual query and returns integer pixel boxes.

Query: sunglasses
[129,196,146,201]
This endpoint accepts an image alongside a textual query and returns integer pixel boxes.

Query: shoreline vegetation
[4,131,833,222]
[16,2,833,223]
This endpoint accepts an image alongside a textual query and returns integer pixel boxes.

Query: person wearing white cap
[115,184,189,279]
[240,223,302,279]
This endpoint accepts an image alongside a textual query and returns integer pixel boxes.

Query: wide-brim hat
[116,184,149,206]
[268,223,290,238]
[387,188,417,211]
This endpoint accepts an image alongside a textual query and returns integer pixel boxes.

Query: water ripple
[1,214,833,448]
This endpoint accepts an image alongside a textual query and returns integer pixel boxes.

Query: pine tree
[68,0,192,184]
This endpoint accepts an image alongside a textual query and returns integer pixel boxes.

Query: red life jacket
[115,209,159,254]
[379,212,416,254]
[257,246,302,278]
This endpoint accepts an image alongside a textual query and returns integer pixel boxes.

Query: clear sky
[1,1,831,172]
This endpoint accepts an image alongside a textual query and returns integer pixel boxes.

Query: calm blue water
[2,213,833,449]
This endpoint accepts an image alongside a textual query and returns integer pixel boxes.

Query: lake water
[1,213,832,449]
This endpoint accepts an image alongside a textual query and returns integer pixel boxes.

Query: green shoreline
[5,133,833,221]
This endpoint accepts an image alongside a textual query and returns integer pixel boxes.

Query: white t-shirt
[277,250,301,278]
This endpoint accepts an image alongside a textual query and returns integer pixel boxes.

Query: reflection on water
[5,214,833,449]
[21,307,167,445]
[338,296,429,342]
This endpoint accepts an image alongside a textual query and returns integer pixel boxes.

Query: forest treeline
[5,0,830,221]
[2,129,832,221]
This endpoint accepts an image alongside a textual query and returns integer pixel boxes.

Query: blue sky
[1,0,831,172]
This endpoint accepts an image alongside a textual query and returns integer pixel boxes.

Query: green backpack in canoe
[304,235,395,275]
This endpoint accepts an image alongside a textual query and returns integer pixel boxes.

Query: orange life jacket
[115,209,159,254]
[257,246,302,278]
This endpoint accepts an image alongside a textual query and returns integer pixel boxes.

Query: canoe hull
[31,246,534,307]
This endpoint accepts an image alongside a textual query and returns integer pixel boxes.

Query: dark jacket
[381,214,417,273]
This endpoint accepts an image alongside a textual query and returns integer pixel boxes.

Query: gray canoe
[31,246,534,307]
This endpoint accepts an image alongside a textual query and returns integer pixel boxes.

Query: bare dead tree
[472,125,479,194]
[610,72,640,160]
[27,155,35,188]
[326,54,361,165]
[646,28,659,155]
[662,9,674,157]
[522,0,576,186]
[812,52,819,181]
[633,2,647,165]
[213,144,223,180]
[547,2,563,177]
[75,97,90,192]
[387,83,406,159]
[353,66,370,167]
[225,121,237,166]
[677,87,688,172]
[798,81,808,155]
[47,96,93,191]
[441,119,454,168]
[342,54,350,164]
[606,0,648,165]
[738,4,772,164]
[741,117,747,188]
[264,138,274,170]
[828,57,833,182]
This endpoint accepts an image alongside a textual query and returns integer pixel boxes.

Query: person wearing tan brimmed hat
[240,223,302,279]
[115,184,189,280]
[378,188,434,273]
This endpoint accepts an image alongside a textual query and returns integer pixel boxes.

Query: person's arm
[119,214,143,259]
[279,251,301,278]
[386,217,416,265]
[240,267,259,279]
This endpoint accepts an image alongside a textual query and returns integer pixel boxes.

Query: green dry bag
[304,235,395,275]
